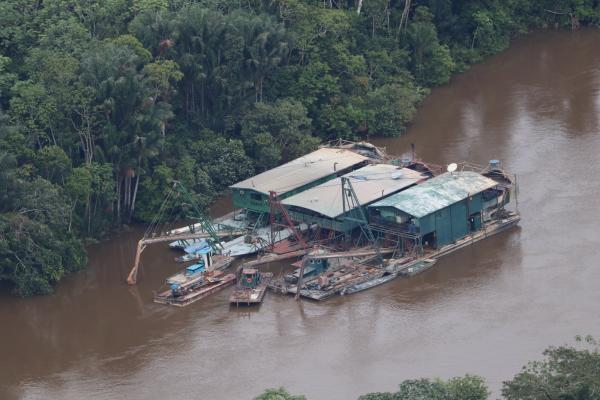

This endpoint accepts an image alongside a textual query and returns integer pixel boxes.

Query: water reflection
[2,29,600,400]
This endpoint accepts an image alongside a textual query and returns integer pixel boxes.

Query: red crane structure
[268,190,308,250]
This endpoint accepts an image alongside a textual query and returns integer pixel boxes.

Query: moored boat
[399,258,437,277]
[297,263,386,301]
[178,245,235,270]
[154,247,235,307]
[340,272,397,295]
[229,268,273,306]
[154,270,236,307]
[284,257,328,284]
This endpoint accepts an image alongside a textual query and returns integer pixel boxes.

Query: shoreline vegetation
[1,0,600,296]
[253,336,600,400]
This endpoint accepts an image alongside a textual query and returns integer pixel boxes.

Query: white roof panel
[282,164,427,218]
[230,148,368,195]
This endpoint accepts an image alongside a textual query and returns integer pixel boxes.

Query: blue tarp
[184,239,209,254]
[186,263,205,274]
[196,246,212,255]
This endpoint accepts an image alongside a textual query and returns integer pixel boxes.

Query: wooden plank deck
[154,273,236,307]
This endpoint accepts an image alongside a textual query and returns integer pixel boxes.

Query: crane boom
[172,181,224,251]
[126,181,234,285]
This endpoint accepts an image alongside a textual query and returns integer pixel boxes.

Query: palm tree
[81,40,169,223]
[239,13,290,102]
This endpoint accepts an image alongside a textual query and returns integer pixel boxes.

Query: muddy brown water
[2,29,600,400]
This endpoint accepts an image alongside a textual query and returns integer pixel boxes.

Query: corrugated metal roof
[370,171,497,218]
[282,164,426,218]
[230,148,368,195]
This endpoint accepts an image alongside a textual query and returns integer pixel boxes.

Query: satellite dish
[447,163,458,173]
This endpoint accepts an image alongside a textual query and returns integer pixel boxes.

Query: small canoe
[400,258,437,276]
[340,272,397,295]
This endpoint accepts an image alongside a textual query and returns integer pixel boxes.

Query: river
[2,29,600,400]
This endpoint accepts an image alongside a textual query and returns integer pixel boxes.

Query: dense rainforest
[1,0,599,296]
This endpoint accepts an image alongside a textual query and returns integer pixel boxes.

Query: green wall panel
[450,201,468,240]
[468,193,483,214]
[435,207,453,247]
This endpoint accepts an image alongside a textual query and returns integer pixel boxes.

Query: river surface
[2,29,600,400]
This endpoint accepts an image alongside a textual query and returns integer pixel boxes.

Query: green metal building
[368,171,505,248]
[282,164,428,234]
[229,147,369,214]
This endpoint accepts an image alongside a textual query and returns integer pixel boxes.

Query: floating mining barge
[128,140,520,305]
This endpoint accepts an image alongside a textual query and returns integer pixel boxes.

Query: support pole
[295,256,308,300]
[269,191,307,248]
[127,240,146,285]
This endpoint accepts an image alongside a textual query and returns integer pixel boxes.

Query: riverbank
[2,28,600,400]
[3,0,599,296]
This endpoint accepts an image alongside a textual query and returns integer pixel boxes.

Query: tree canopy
[502,335,600,400]
[1,0,599,294]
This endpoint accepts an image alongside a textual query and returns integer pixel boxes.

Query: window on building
[250,192,262,201]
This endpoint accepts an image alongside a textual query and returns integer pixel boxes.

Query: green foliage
[65,167,93,208]
[144,60,183,101]
[358,393,395,400]
[472,9,513,56]
[241,99,318,168]
[134,163,175,222]
[394,378,449,399]
[104,34,153,64]
[0,56,16,100]
[0,150,87,295]
[131,0,168,14]
[0,116,34,163]
[446,375,489,400]
[366,83,425,137]
[9,80,57,146]
[502,336,600,400]
[254,387,306,400]
[257,338,600,400]
[260,375,489,400]
[407,6,455,87]
[34,145,71,183]
[0,213,86,296]
[2,0,600,294]
[356,376,489,400]
[191,137,254,190]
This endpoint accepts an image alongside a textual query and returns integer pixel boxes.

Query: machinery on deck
[127,181,240,285]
